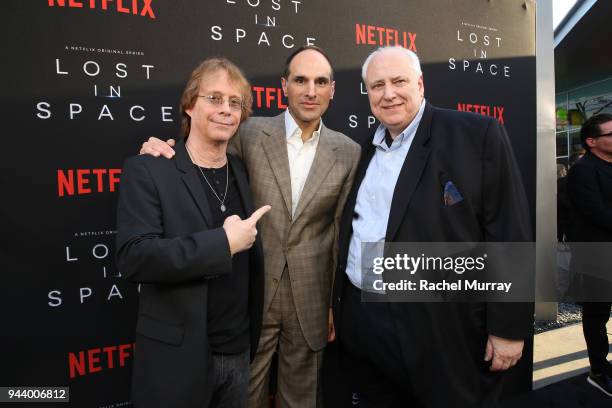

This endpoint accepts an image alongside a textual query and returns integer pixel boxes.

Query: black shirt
[197,160,250,354]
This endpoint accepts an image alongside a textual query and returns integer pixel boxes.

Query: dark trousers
[582,302,612,374]
[338,282,508,408]
[338,282,419,408]
[208,350,250,408]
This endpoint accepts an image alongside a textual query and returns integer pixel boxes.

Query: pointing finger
[247,205,272,225]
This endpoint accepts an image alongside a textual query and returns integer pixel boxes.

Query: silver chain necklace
[186,145,229,212]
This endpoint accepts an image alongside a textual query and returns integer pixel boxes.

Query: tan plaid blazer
[229,113,360,350]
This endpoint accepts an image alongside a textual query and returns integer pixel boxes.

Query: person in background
[567,113,612,398]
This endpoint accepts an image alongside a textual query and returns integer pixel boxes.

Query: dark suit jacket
[332,103,532,407]
[567,151,612,300]
[116,140,264,408]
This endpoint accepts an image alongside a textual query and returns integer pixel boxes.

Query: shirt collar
[285,109,322,142]
[373,98,426,150]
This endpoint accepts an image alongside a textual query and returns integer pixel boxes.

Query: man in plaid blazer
[141,46,360,407]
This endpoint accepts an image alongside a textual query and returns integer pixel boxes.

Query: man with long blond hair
[117,57,270,408]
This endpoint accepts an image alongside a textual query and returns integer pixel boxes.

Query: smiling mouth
[211,120,235,126]
[382,104,403,109]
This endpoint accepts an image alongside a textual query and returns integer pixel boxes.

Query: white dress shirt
[284,109,321,217]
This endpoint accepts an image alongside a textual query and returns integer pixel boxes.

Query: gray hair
[361,46,422,82]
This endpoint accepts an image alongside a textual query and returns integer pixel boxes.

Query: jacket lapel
[292,124,337,222]
[385,103,433,241]
[260,114,293,219]
[175,140,214,228]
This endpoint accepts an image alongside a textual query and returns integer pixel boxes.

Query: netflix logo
[457,103,505,124]
[355,23,417,51]
[68,342,135,379]
[57,168,121,197]
[252,86,287,110]
[48,0,156,20]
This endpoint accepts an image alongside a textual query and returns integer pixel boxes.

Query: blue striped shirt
[345,99,426,289]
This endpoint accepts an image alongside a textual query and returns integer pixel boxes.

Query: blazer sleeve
[567,161,612,231]
[481,119,533,339]
[116,157,233,284]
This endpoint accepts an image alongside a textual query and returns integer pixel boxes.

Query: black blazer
[567,151,612,299]
[116,140,264,408]
[332,103,532,406]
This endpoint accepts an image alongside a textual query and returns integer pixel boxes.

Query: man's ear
[330,80,335,100]
[586,137,597,149]
[418,74,424,98]
[281,77,288,97]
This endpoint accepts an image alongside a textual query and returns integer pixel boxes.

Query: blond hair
[180,57,253,138]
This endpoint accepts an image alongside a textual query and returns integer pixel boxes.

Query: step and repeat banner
[2,1,535,406]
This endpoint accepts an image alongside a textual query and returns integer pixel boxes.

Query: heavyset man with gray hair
[332,46,532,407]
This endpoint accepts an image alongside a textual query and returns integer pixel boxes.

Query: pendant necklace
[186,145,229,212]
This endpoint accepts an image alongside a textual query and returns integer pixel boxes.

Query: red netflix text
[68,343,135,379]
[252,86,287,110]
[57,168,121,197]
[48,0,156,20]
[355,23,417,51]
[457,103,505,124]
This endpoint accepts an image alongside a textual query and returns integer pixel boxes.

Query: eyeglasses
[198,94,243,112]
[596,132,612,138]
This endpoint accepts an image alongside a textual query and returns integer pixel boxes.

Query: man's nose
[217,99,233,114]
[382,83,396,100]
[305,81,316,97]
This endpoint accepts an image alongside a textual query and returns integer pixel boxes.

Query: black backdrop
[2,1,536,406]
